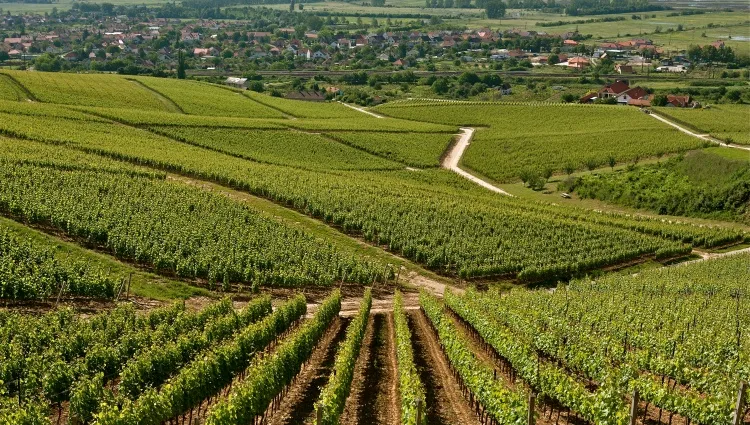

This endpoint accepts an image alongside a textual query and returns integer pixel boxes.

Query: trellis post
[527,392,536,425]
[732,382,747,425]
[629,388,639,425]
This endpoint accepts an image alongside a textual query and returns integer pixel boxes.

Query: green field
[1,71,169,111]
[567,149,750,223]
[1,70,749,425]
[654,104,750,145]
[249,4,750,51]
[376,101,707,182]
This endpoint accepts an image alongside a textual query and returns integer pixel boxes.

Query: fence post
[629,388,640,425]
[416,398,423,425]
[732,382,747,425]
[126,272,132,300]
[316,406,322,425]
[527,392,536,425]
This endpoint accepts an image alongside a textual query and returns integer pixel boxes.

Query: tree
[561,93,576,103]
[485,0,506,18]
[289,0,294,12]
[0,51,8,62]
[432,77,450,94]
[34,53,63,72]
[547,54,559,65]
[177,49,186,79]
[651,94,668,106]
[608,155,616,170]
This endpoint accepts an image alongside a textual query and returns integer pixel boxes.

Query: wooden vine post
[527,392,536,425]
[316,406,322,425]
[732,381,747,425]
[629,388,640,425]
[416,398,423,425]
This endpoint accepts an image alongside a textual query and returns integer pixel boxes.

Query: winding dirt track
[339,101,385,118]
[441,127,513,196]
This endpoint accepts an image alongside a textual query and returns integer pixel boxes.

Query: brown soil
[266,316,349,425]
[340,313,398,425]
[408,308,480,425]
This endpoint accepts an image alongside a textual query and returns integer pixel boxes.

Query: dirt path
[266,317,348,425]
[673,246,750,267]
[648,112,750,152]
[408,309,481,425]
[441,127,513,196]
[340,313,398,425]
[339,101,385,118]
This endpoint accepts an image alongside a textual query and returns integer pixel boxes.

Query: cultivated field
[0,71,749,425]
[654,104,750,145]
[376,101,708,182]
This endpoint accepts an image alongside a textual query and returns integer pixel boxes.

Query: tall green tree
[485,0,506,18]
[177,49,186,79]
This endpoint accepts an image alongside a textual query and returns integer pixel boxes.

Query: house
[616,86,649,104]
[393,59,404,67]
[615,64,634,74]
[627,96,652,107]
[656,65,687,73]
[666,94,692,108]
[325,86,342,95]
[61,51,78,61]
[598,80,630,99]
[567,57,590,69]
[581,80,648,105]
[579,92,598,103]
[225,77,248,89]
[311,50,329,60]
[285,91,326,102]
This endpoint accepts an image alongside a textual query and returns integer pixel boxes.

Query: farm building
[225,77,248,89]
[567,57,590,69]
[285,91,326,102]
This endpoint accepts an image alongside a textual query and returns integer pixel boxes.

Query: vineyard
[653,105,750,145]
[0,72,748,425]
[376,101,708,182]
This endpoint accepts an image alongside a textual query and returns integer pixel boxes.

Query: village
[1,6,737,78]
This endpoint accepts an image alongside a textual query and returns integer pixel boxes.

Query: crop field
[377,101,706,182]
[442,252,750,425]
[654,105,750,145]
[1,72,749,425]
[243,91,369,119]
[0,74,27,102]
[148,126,404,171]
[0,71,168,111]
[133,77,285,118]
[325,131,455,168]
